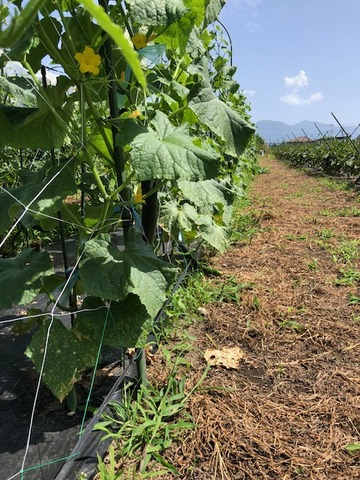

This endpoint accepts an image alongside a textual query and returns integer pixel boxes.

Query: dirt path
[164,157,360,479]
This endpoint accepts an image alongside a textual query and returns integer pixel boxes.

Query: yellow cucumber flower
[75,46,101,75]
[129,110,140,119]
[131,33,147,50]
[133,185,146,204]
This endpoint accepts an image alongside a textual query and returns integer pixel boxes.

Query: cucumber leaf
[125,0,188,26]
[121,111,220,181]
[0,249,53,308]
[189,86,254,157]
[80,230,177,317]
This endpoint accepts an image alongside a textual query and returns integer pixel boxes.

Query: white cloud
[281,70,323,106]
[281,92,324,106]
[306,92,324,104]
[280,93,302,106]
[243,89,256,97]
[284,70,308,89]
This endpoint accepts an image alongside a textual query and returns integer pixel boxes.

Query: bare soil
[157,157,360,479]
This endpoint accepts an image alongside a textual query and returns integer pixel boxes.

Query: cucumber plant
[0,0,255,401]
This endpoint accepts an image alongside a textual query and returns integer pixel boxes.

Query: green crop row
[273,139,360,177]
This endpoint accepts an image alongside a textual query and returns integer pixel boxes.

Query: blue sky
[219,0,360,126]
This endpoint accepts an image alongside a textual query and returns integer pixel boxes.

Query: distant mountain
[256,120,359,144]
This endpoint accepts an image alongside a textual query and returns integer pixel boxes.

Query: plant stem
[61,203,85,229]
[99,0,131,241]
[82,84,114,158]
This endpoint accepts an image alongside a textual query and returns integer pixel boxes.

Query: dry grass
[151,157,360,480]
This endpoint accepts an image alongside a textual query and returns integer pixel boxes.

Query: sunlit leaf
[344,443,360,452]
[189,86,254,156]
[162,200,198,232]
[0,75,36,106]
[25,316,99,402]
[121,111,220,181]
[178,178,234,225]
[0,163,77,233]
[80,230,177,316]
[0,81,73,149]
[0,249,53,308]
[195,215,229,252]
[125,0,188,26]
[204,0,227,26]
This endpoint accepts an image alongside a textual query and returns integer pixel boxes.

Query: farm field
[1,2,359,478]
[148,156,360,479]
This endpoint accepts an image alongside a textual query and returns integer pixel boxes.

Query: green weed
[285,190,304,199]
[348,294,360,305]
[308,258,319,271]
[316,228,335,239]
[230,196,264,244]
[280,320,303,331]
[230,211,262,243]
[286,233,307,241]
[304,215,319,225]
[94,353,206,478]
[166,272,251,324]
[321,207,360,217]
[336,268,360,286]
[321,178,351,191]
[332,239,360,264]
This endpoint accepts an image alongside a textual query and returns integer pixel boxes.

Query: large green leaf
[28,16,63,73]
[122,111,220,181]
[204,0,227,26]
[196,216,229,252]
[0,75,36,106]
[178,178,234,225]
[158,18,193,54]
[25,294,155,401]
[25,316,99,402]
[0,163,77,233]
[75,295,153,348]
[153,0,207,52]
[0,249,53,308]
[80,231,177,316]
[186,24,206,59]
[162,199,198,232]
[189,86,254,157]
[185,0,206,27]
[88,126,114,165]
[0,81,73,149]
[125,0,188,26]
[162,197,229,251]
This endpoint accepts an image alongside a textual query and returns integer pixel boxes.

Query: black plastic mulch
[0,319,86,480]
[0,315,128,480]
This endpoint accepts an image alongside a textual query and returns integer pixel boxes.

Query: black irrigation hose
[54,358,137,480]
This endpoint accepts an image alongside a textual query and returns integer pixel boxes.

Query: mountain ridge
[256,119,358,144]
